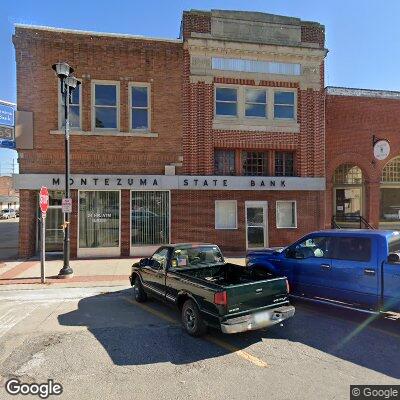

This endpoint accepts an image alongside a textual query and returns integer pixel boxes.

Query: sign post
[39,187,49,284]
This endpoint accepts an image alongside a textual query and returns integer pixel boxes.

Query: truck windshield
[388,234,400,253]
[171,246,224,268]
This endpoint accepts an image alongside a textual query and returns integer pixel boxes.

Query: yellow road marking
[205,335,268,368]
[123,296,268,368]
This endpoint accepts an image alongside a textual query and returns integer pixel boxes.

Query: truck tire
[181,299,207,337]
[133,276,147,303]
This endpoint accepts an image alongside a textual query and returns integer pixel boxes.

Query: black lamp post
[52,62,80,278]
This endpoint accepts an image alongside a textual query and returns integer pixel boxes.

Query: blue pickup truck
[246,230,400,313]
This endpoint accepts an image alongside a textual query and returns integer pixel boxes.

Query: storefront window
[79,191,120,248]
[276,201,297,228]
[380,188,400,222]
[380,157,400,225]
[131,191,169,246]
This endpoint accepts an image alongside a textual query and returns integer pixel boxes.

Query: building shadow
[58,289,399,377]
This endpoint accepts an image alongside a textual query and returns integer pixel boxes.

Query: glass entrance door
[45,191,64,252]
[245,201,268,250]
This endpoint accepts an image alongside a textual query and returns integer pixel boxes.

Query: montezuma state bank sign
[14,174,325,191]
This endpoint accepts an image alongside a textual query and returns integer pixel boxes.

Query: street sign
[0,125,14,140]
[0,103,14,127]
[0,139,16,149]
[39,186,49,215]
[62,198,72,213]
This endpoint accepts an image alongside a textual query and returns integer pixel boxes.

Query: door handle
[364,268,376,276]
[321,264,331,270]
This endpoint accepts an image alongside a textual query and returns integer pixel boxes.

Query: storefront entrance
[245,201,268,250]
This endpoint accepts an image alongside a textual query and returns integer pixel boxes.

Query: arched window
[333,164,363,185]
[333,164,363,222]
[382,156,400,183]
[380,156,400,224]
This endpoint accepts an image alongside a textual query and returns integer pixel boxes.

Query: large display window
[131,191,170,247]
[79,191,120,254]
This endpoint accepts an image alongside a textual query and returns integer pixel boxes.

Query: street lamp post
[52,62,80,279]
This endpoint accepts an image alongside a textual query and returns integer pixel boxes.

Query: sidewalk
[0,255,246,289]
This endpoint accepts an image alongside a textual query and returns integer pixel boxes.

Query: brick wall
[171,190,324,251]
[182,75,325,177]
[13,27,183,175]
[18,190,37,258]
[325,93,400,227]
[0,176,17,196]
[181,11,211,39]
[301,24,325,48]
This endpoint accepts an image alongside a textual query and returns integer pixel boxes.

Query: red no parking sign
[39,186,49,216]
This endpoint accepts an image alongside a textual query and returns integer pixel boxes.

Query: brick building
[325,87,400,230]
[13,9,327,258]
[0,176,19,212]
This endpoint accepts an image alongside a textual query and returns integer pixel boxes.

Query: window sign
[79,191,120,248]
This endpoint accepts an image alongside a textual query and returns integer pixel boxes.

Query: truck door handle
[321,264,331,270]
[364,268,376,276]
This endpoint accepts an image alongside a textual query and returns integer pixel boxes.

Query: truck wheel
[181,299,207,337]
[133,276,147,303]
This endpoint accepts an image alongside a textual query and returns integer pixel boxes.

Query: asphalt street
[0,219,19,261]
[0,285,398,400]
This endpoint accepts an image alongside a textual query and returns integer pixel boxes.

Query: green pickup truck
[129,244,295,336]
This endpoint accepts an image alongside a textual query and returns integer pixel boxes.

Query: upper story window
[245,89,267,118]
[242,151,268,176]
[93,82,119,130]
[59,84,81,129]
[215,87,237,116]
[212,57,301,76]
[275,152,294,176]
[274,91,295,119]
[214,150,236,175]
[130,84,150,131]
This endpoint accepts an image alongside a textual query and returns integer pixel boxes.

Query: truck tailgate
[225,277,288,314]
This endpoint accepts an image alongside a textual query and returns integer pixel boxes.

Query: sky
[1,0,400,170]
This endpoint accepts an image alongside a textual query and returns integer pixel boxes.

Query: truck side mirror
[388,253,400,263]
[139,258,149,267]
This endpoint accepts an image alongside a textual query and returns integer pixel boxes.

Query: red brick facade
[325,88,400,229]
[14,10,329,259]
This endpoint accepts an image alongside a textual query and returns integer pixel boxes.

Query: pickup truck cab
[246,230,400,313]
[130,244,295,336]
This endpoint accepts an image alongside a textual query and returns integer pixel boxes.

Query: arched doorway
[333,164,364,225]
[380,156,400,228]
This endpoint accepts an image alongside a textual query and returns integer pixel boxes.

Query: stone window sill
[50,130,158,138]
[212,118,300,133]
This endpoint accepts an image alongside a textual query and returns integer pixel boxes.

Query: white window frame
[276,200,297,229]
[58,79,82,130]
[273,89,297,121]
[244,88,267,119]
[129,82,151,132]
[215,86,239,118]
[215,200,238,230]
[214,85,297,123]
[91,80,120,132]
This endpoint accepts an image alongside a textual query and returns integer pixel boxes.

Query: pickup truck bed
[130,244,295,336]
